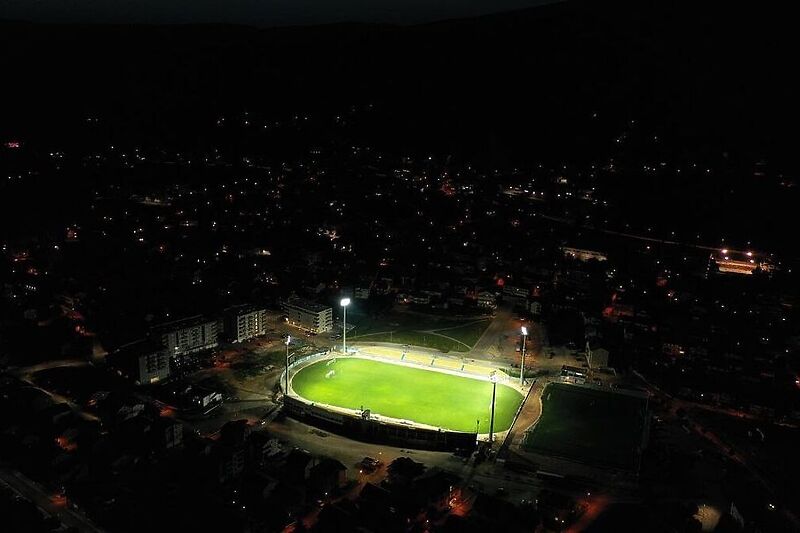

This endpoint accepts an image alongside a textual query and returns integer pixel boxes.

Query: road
[470,307,513,358]
[634,371,800,529]
[536,212,760,256]
[183,398,276,436]
[267,417,544,500]
[1,466,105,533]
[7,359,101,423]
[9,358,92,380]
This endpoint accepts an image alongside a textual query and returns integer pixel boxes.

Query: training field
[523,383,648,470]
[346,309,491,353]
[291,357,523,433]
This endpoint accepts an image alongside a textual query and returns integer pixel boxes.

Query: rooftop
[283,297,331,313]
[150,315,217,334]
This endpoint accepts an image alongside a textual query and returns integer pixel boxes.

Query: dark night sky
[2,0,559,26]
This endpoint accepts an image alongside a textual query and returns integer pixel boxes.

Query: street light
[520,326,528,386]
[284,335,291,399]
[340,298,351,354]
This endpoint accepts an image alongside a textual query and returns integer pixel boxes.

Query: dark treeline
[0,1,795,165]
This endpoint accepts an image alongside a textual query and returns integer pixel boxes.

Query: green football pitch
[523,383,648,470]
[291,357,523,433]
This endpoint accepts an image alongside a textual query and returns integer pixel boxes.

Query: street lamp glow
[340,298,351,307]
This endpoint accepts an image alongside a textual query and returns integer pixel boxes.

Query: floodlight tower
[520,326,528,386]
[489,371,498,446]
[340,298,351,354]
[284,335,291,398]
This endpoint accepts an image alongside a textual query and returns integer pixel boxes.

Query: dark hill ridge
[0,2,797,252]
[0,1,795,164]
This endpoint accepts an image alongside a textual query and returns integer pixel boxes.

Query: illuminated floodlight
[340,298,351,354]
[488,371,498,446]
[520,327,528,386]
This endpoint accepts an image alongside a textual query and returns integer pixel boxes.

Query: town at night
[1,2,798,532]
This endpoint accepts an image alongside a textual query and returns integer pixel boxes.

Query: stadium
[282,347,524,446]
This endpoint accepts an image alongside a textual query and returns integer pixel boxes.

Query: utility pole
[284,335,291,399]
[340,298,350,354]
[520,326,528,386]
